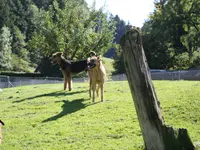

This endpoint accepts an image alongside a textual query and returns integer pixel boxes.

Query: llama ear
[97,55,102,61]
[61,53,66,60]
[55,52,62,57]
[0,120,4,125]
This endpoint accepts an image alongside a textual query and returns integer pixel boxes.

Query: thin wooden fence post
[0,120,4,144]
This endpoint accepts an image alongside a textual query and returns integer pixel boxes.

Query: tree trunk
[120,28,194,150]
[0,120,4,144]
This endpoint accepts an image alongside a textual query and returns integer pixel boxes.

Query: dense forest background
[114,0,200,74]
[0,0,126,75]
[0,0,200,76]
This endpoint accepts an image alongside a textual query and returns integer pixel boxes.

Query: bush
[11,54,35,72]
[174,52,190,70]
[190,51,200,68]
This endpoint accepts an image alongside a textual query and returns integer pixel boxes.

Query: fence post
[6,76,9,88]
[0,120,4,144]
[45,76,48,84]
[120,28,194,150]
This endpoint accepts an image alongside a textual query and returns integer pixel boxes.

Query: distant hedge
[0,71,45,77]
[0,71,87,78]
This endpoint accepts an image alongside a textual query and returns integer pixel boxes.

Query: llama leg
[70,77,72,91]
[92,83,96,102]
[101,84,104,102]
[89,79,92,98]
[96,84,99,97]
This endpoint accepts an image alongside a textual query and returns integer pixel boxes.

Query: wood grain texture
[120,28,194,150]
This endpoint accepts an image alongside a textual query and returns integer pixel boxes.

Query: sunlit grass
[0,81,200,149]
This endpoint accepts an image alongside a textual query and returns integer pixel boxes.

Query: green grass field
[0,81,200,149]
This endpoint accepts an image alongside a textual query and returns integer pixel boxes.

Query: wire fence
[0,76,64,89]
[0,70,200,89]
[151,70,200,80]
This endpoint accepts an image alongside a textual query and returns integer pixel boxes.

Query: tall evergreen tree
[0,26,12,70]
[0,0,10,28]
[12,26,28,64]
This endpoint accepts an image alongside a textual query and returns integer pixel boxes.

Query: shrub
[174,52,190,70]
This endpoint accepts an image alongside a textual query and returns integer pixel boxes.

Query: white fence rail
[1,70,200,89]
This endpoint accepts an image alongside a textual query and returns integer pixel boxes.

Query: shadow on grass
[42,98,95,123]
[13,90,88,103]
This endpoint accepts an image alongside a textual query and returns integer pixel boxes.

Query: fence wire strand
[1,70,200,89]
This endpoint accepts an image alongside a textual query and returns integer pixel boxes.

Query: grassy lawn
[0,81,200,149]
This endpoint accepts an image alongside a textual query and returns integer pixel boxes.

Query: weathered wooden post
[120,28,194,150]
[0,120,5,144]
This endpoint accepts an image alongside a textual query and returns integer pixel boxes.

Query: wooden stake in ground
[0,120,5,144]
[120,28,194,150]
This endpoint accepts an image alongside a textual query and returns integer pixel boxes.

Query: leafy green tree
[142,20,172,69]
[28,0,116,59]
[32,0,53,9]
[4,0,38,41]
[142,0,200,70]
[25,3,41,41]
[190,51,200,68]
[113,51,125,74]
[0,26,12,70]
[27,0,116,75]
[174,52,190,70]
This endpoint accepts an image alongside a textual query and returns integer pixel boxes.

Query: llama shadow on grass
[42,98,93,123]
[13,90,88,103]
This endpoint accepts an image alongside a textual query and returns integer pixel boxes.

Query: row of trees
[142,0,200,70]
[0,0,127,74]
[3,0,198,74]
[113,0,200,74]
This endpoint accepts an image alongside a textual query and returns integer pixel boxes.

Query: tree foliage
[111,15,127,74]
[113,0,200,73]
[2,0,199,74]
[142,0,200,70]
[0,0,118,74]
[0,26,12,70]
[28,0,116,61]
